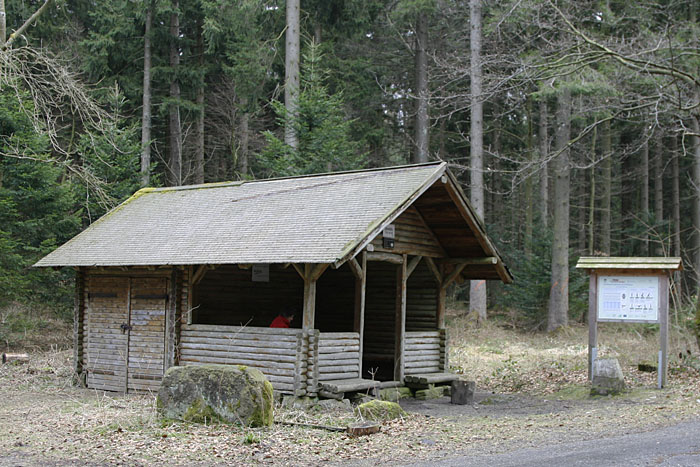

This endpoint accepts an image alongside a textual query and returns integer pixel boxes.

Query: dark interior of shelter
[191,259,439,382]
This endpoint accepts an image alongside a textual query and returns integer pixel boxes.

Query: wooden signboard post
[576,257,682,389]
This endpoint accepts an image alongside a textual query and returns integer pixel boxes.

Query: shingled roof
[35,162,511,282]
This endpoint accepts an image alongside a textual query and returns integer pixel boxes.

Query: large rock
[358,400,407,421]
[591,358,626,396]
[157,364,274,427]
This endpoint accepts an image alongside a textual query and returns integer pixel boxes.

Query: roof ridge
[146,161,446,193]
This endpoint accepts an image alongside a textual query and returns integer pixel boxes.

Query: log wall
[371,206,446,257]
[317,332,361,382]
[404,329,446,375]
[192,265,303,327]
[180,324,307,394]
[407,260,438,331]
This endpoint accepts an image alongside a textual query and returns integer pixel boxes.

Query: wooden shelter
[36,162,512,396]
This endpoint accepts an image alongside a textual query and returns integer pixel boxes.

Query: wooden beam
[309,263,329,282]
[442,263,468,288]
[348,257,363,280]
[425,257,443,284]
[443,257,497,265]
[302,264,317,330]
[406,256,423,279]
[292,264,305,280]
[436,285,447,329]
[394,254,407,382]
[366,251,404,264]
[191,264,208,285]
[353,252,367,377]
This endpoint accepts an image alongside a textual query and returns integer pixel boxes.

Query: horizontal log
[183,324,303,336]
[318,338,360,348]
[318,332,360,340]
[319,365,359,374]
[180,348,297,363]
[318,345,359,354]
[318,351,360,361]
[180,336,299,350]
[181,331,299,343]
[180,341,298,355]
[179,355,296,371]
[404,373,459,384]
[405,331,440,338]
[318,358,360,367]
[179,361,295,381]
[319,378,379,393]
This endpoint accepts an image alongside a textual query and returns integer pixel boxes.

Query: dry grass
[0,303,72,352]
[0,317,698,466]
[447,314,700,394]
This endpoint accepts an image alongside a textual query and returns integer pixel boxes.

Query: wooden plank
[318,358,361,367]
[319,365,359,374]
[318,345,360,354]
[588,273,597,381]
[181,349,297,363]
[404,372,458,384]
[319,332,360,340]
[367,252,404,264]
[320,378,380,393]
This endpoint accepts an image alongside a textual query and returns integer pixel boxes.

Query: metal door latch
[120,323,132,334]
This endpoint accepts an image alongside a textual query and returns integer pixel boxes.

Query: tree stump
[451,380,475,405]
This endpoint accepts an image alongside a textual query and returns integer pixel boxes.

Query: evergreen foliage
[258,42,367,177]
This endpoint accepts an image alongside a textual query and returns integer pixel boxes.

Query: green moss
[380,387,413,402]
[237,365,248,371]
[358,400,407,421]
[249,380,274,427]
[551,385,591,400]
[183,397,223,424]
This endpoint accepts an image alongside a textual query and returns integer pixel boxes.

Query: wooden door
[86,276,129,391]
[127,277,168,392]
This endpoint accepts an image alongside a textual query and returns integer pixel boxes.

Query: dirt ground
[2,322,699,466]
[1,353,698,466]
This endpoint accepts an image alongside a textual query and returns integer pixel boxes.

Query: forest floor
[1,314,699,466]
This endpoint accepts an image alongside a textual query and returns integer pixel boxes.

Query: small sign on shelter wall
[252,264,269,282]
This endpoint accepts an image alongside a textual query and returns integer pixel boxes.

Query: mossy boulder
[379,387,413,402]
[358,400,407,421]
[157,364,273,427]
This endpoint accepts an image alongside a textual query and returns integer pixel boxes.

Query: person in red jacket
[270,308,296,328]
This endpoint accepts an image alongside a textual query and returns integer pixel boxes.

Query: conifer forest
[1,0,699,331]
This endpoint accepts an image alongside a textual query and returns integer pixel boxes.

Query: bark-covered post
[413,14,429,163]
[469,0,487,321]
[394,255,407,382]
[284,0,300,149]
[548,86,571,331]
[140,1,153,187]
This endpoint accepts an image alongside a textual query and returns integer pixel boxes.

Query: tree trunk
[284,0,300,149]
[692,103,700,298]
[194,17,205,184]
[238,111,250,176]
[469,0,486,321]
[600,120,612,255]
[576,170,587,254]
[140,1,153,187]
[640,138,649,255]
[653,129,664,256]
[0,0,6,45]
[413,14,429,163]
[588,166,595,255]
[547,87,571,332]
[538,99,549,228]
[524,98,534,257]
[671,134,682,300]
[168,0,182,186]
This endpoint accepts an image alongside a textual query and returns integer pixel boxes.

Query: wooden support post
[303,264,317,330]
[394,254,407,382]
[73,268,85,383]
[588,273,598,381]
[353,252,367,377]
[659,274,669,388]
[406,255,423,279]
[166,270,178,371]
[437,286,447,329]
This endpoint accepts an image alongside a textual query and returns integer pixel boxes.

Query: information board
[597,275,659,322]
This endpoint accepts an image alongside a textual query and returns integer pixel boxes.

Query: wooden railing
[179,324,307,395]
[317,332,361,382]
[404,329,446,375]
